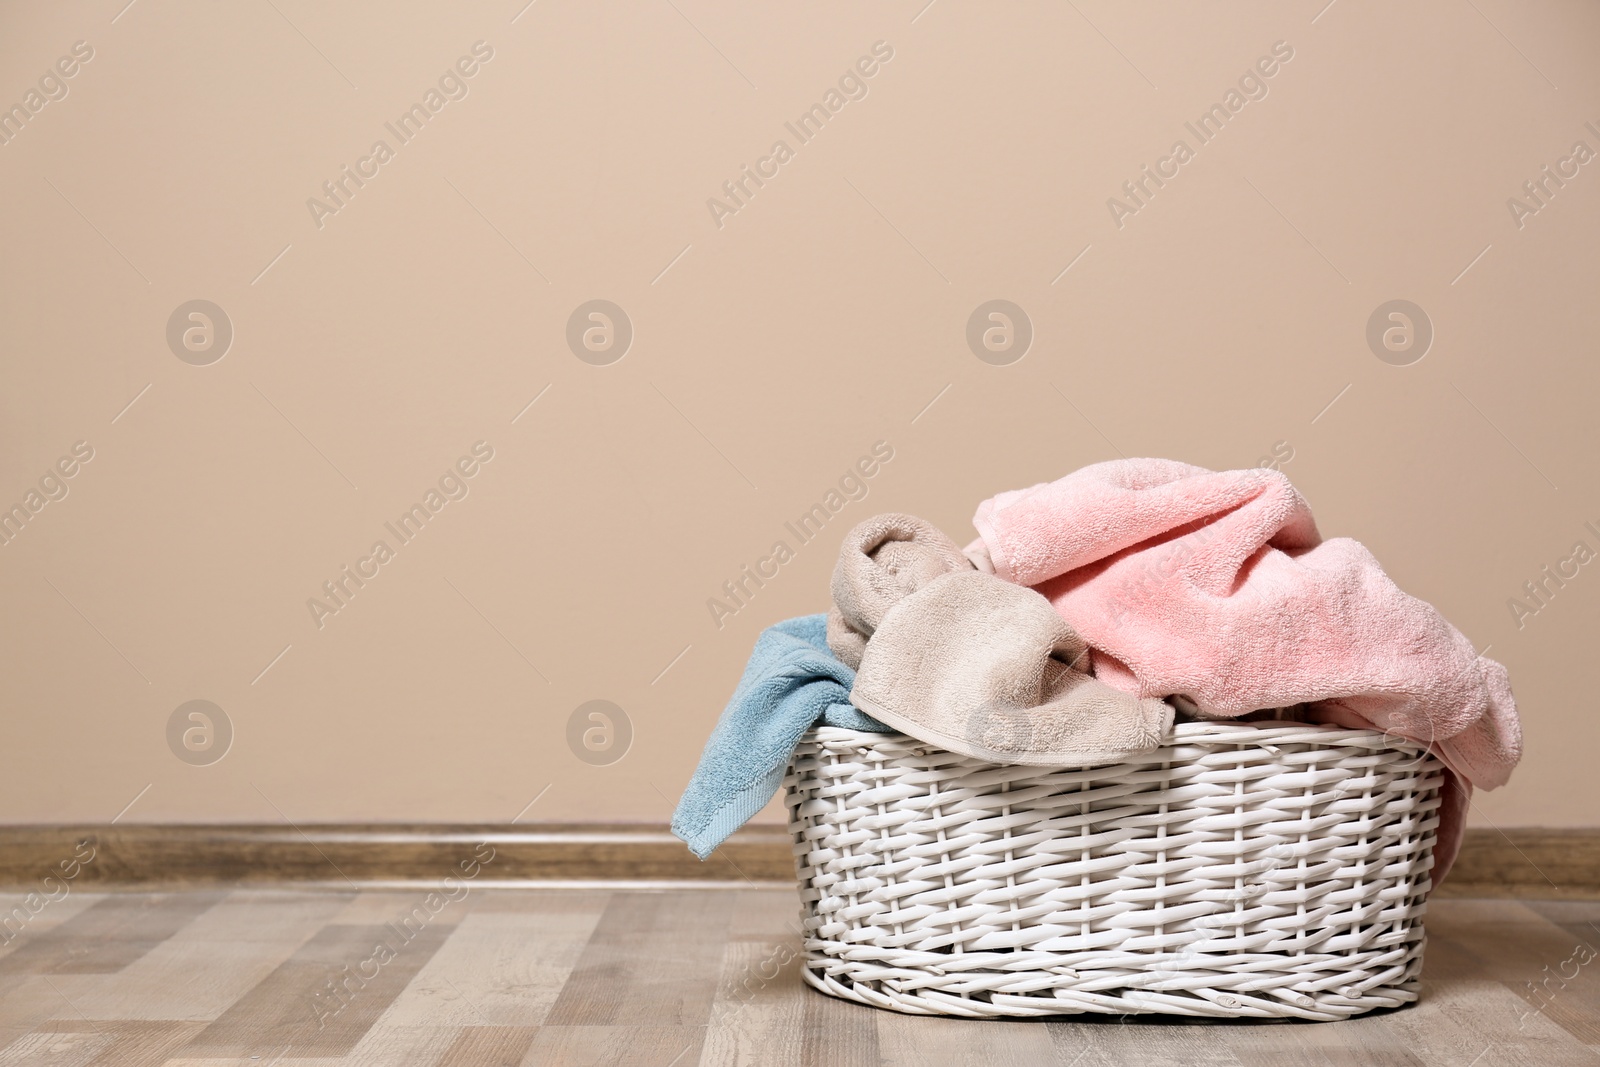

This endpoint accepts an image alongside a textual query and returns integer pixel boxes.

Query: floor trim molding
[0,824,1593,895]
[1435,827,1600,898]
[0,823,794,889]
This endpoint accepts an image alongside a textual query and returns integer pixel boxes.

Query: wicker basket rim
[809,719,1431,754]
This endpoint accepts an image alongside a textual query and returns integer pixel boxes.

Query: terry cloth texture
[671,614,890,860]
[826,512,974,670]
[968,458,1522,881]
[829,513,1174,767]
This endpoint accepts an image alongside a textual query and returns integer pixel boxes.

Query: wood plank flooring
[0,888,1594,1065]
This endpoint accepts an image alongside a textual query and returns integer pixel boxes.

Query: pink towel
[968,458,1521,883]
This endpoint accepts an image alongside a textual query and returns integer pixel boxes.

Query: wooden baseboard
[0,823,795,889]
[0,824,1593,895]
[1433,828,1600,899]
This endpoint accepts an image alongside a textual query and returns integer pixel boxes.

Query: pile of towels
[673,459,1522,883]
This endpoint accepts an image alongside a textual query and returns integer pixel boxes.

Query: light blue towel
[672,614,892,860]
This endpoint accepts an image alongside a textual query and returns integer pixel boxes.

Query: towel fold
[670,615,891,860]
[830,513,1174,767]
[827,512,974,670]
[852,569,1175,766]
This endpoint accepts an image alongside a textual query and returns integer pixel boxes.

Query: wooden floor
[0,888,1595,1066]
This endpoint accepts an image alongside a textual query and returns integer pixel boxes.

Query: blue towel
[671,614,892,859]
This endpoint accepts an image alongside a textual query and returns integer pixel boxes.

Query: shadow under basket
[784,722,1443,1021]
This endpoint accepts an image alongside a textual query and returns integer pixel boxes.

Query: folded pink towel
[968,458,1521,882]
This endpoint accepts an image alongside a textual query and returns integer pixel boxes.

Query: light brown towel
[826,512,974,670]
[828,513,1174,766]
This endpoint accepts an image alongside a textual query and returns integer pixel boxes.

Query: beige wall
[2,1,1596,829]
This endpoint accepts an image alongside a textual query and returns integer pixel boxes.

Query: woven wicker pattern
[786,722,1443,1020]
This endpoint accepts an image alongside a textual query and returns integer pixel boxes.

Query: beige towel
[827,512,974,670]
[828,513,1174,766]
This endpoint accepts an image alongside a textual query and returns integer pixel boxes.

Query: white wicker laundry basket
[784,722,1443,1021]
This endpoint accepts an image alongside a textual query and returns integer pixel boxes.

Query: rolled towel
[826,512,975,669]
